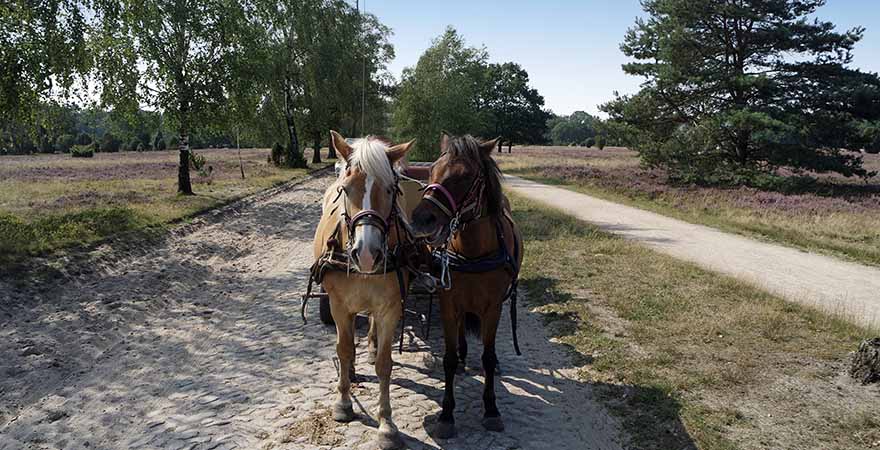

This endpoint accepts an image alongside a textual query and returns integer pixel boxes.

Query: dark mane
[446,135,504,215]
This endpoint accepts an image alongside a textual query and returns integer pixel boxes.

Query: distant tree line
[0,105,244,155]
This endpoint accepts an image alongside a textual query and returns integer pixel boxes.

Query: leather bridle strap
[423,174,483,221]
[348,208,389,233]
[423,183,457,218]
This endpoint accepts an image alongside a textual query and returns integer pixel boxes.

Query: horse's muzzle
[350,243,383,273]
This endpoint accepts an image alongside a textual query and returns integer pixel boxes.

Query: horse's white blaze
[354,174,380,271]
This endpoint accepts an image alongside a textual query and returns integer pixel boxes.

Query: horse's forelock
[344,136,396,186]
[446,135,503,215]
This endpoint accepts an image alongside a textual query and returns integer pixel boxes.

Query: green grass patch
[511,193,877,450]
[0,149,330,268]
[0,208,153,265]
[507,170,880,267]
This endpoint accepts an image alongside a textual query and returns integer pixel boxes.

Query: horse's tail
[510,280,521,355]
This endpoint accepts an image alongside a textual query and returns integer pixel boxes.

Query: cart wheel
[319,288,334,325]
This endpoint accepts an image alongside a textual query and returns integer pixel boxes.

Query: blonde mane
[339,136,398,186]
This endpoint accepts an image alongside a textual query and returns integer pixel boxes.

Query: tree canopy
[603,0,880,183]
[393,27,549,160]
[484,62,551,150]
[546,111,600,146]
[93,0,251,193]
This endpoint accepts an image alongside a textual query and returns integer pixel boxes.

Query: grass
[497,147,880,266]
[510,192,880,450]
[0,148,332,267]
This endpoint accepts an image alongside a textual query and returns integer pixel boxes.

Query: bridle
[421,163,487,289]
[336,169,402,275]
[423,169,485,235]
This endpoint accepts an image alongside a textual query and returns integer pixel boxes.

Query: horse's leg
[457,320,467,374]
[480,305,504,432]
[373,310,402,449]
[436,300,459,439]
[367,314,378,365]
[332,308,356,422]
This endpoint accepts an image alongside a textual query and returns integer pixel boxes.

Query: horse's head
[411,133,501,246]
[330,131,414,272]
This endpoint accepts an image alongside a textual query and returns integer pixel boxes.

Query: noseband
[423,172,485,231]
[346,208,390,235]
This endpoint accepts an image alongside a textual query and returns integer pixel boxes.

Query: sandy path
[506,175,880,330]
[0,172,620,450]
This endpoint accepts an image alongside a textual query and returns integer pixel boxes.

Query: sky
[365,0,880,117]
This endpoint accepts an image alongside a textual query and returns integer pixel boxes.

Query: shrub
[56,134,75,153]
[127,138,140,152]
[137,142,145,152]
[270,142,284,166]
[597,135,607,150]
[584,137,596,148]
[189,151,207,172]
[168,135,180,149]
[71,145,94,158]
[76,133,92,145]
[38,136,54,153]
[153,131,166,151]
[100,133,121,153]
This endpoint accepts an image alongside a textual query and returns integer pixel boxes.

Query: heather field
[497,147,880,266]
[0,148,330,266]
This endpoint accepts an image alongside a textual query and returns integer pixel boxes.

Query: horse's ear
[440,133,450,152]
[330,130,352,162]
[386,140,415,163]
[480,137,501,154]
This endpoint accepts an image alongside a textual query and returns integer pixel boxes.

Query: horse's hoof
[435,421,456,439]
[481,416,504,432]
[375,430,403,450]
[332,402,355,422]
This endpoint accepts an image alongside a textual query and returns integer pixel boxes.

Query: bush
[100,133,121,153]
[137,142,145,152]
[71,145,94,158]
[76,133,92,145]
[584,137,596,148]
[127,138,140,152]
[38,136,54,154]
[56,134,75,153]
[270,142,284,166]
[168,135,180,149]
[189,151,207,171]
[596,135,607,150]
[153,131,166,151]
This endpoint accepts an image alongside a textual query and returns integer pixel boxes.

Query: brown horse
[410,134,523,438]
[312,131,414,449]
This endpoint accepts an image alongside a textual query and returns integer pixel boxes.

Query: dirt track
[0,172,620,450]
[506,175,880,330]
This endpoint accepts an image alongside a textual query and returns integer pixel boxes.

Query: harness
[301,172,416,336]
[423,170,522,355]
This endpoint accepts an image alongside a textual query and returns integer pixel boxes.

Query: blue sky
[366,0,880,116]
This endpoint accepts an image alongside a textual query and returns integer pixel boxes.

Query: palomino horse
[312,131,414,449]
[410,134,523,438]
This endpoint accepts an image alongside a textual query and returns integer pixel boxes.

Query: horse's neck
[449,214,501,258]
